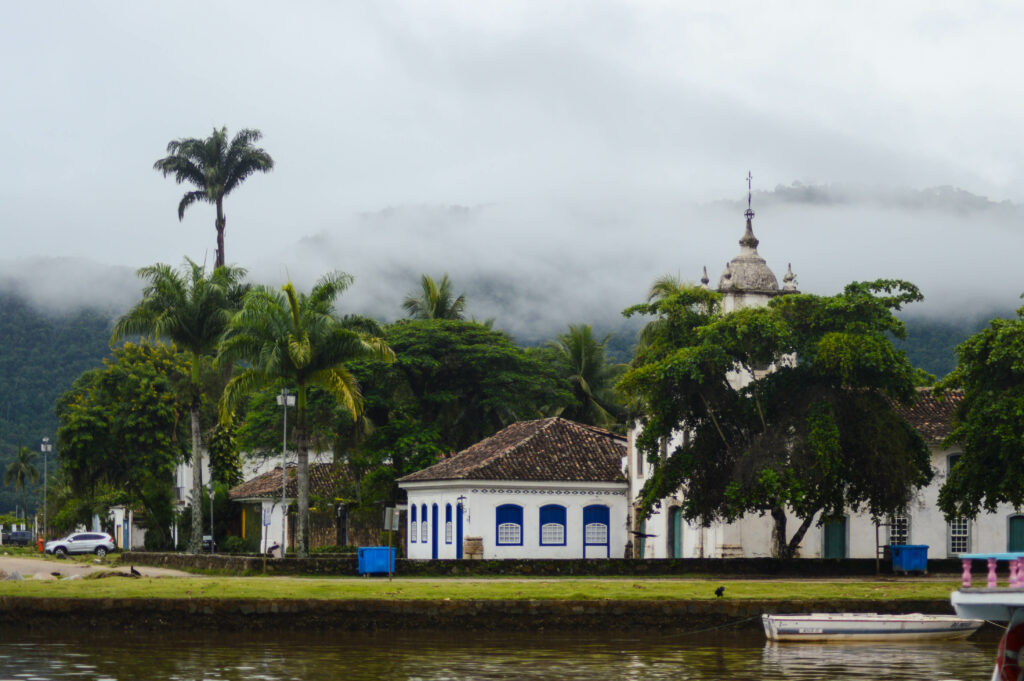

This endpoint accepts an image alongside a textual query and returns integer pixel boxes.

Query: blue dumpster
[891,544,928,573]
[357,546,396,575]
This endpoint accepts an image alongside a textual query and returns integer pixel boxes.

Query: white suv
[45,532,116,557]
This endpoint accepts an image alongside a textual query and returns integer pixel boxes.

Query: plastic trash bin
[357,546,396,575]
[891,544,928,573]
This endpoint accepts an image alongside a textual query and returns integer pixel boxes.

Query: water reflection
[0,629,997,680]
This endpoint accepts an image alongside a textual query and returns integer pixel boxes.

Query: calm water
[0,629,998,681]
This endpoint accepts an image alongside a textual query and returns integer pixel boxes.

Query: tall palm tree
[112,258,248,553]
[4,447,40,518]
[154,127,274,268]
[219,272,394,556]
[402,274,466,320]
[549,324,626,429]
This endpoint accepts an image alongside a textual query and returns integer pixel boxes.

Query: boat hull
[762,613,984,642]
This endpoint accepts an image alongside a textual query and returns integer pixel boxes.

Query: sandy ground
[0,554,193,580]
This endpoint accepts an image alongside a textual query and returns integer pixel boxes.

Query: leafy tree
[154,127,274,268]
[219,273,393,556]
[56,342,189,548]
[112,259,247,553]
[619,280,933,558]
[546,324,626,429]
[402,274,467,320]
[938,304,1024,518]
[345,319,570,504]
[4,446,39,517]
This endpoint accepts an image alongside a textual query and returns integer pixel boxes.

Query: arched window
[421,504,428,544]
[539,504,566,546]
[445,504,453,544]
[410,504,418,542]
[584,505,610,556]
[496,504,523,545]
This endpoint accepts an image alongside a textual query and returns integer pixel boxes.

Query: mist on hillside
[2,184,1021,347]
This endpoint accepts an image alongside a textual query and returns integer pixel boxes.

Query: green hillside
[0,293,112,514]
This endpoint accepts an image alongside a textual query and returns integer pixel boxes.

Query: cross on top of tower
[745,171,755,221]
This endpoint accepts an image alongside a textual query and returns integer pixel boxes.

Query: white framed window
[541,523,565,545]
[889,513,910,546]
[585,523,608,545]
[498,523,521,545]
[949,517,970,554]
[421,521,428,542]
[445,522,453,543]
[410,519,418,542]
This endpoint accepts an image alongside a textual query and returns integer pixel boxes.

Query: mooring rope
[662,614,763,637]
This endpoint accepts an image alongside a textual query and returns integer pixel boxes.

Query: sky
[3,2,1024,338]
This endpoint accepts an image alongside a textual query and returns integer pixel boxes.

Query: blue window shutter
[495,504,523,545]
[539,504,567,546]
[410,505,417,543]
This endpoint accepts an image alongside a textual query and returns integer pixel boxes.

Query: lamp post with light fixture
[276,388,295,556]
[40,437,52,540]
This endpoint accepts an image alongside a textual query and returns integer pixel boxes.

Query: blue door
[456,503,464,559]
[431,503,439,559]
[583,505,611,558]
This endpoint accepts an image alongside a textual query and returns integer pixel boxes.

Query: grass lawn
[0,574,962,602]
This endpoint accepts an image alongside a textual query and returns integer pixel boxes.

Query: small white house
[398,417,629,560]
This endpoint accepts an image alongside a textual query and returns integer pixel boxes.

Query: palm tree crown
[219,272,394,556]
[154,127,274,268]
[549,324,626,429]
[402,274,467,320]
[4,446,40,517]
[112,258,248,553]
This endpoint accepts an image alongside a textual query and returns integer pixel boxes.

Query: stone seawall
[0,597,954,632]
[123,552,967,577]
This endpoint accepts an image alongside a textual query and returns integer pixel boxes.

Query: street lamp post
[40,437,52,541]
[276,388,295,556]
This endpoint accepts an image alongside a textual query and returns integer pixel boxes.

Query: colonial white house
[397,417,629,560]
[628,197,1023,561]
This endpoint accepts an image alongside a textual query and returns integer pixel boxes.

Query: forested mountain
[0,286,1005,516]
[0,293,112,513]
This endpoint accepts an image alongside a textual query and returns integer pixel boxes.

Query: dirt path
[0,555,194,580]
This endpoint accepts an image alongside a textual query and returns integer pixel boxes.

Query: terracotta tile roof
[891,388,964,444]
[229,462,354,500]
[397,417,627,484]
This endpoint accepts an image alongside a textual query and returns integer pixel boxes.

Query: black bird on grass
[715,586,725,598]
[130,565,141,577]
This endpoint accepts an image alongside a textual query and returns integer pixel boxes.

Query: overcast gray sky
[3,2,1023,335]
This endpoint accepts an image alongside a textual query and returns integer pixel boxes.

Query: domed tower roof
[717,175,781,295]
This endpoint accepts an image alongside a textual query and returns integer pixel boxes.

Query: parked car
[2,530,32,546]
[44,532,116,557]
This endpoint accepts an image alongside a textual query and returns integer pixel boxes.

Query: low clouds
[3,184,1020,341]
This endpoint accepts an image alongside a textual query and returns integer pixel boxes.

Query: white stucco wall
[628,424,1023,560]
[400,480,629,560]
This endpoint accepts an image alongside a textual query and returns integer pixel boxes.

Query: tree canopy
[337,319,570,504]
[56,342,189,548]
[937,303,1024,519]
[618,280,933,557]
[112,259,248,553]
[545,324,626,429]
[219,273,393,556]
[402,273,467,320]
[154,127,274,268]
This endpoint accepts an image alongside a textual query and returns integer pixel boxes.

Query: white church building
[627,200,1022,561]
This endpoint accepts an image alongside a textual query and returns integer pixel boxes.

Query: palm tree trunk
[215,198,226,269]
[189,402,203,554]
[296,419,309,558]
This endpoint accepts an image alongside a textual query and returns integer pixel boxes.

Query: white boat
[762,612,984,642]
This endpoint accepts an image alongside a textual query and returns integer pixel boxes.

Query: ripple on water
[0,629,997,681]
